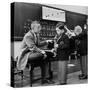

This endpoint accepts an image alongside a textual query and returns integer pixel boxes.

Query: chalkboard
[11,2,42,41]
[66,11,87,30]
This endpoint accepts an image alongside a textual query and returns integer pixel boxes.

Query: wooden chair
[27,59,45,87]
[11,53,54,87]
[11,56,45,87]
[27,53,54,87]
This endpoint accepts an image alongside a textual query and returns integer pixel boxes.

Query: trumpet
[64,25,76,38]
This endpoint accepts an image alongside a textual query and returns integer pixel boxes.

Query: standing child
[54,22,70,85]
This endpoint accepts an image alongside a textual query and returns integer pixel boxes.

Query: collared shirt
[31,30,41,46]
[31,30,38,44]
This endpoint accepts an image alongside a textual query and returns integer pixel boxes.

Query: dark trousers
[28,52,49,80]
[41,62,49,80]
[80,55,88,75]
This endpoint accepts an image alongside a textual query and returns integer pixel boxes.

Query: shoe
[58,83,67,85]
[48,80,55,84]
[78,74,85,78]
[60,83,67,85]
[42,79,55,84]
[79,75,88,80]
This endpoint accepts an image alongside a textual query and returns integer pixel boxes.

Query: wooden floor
[13,59,88,87]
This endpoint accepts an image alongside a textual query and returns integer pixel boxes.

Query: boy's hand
[54,44,58,48]
[60,41,64,45]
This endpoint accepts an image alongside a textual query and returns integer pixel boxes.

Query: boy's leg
[58,60,68,84]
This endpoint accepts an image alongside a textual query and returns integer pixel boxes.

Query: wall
[11,41,22,59]
[46,4,88,15]
[13,2,42,40]
[66,11,87,29]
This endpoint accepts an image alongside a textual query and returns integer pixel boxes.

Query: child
[54,22,70,85]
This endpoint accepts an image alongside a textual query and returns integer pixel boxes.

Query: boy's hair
[56,22,64,30]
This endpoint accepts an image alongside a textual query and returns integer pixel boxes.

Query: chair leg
[21,70,23,87]
[11,69,14,87]
[41,65,44,84]
[69,56,71,63]
[30,65,34,87]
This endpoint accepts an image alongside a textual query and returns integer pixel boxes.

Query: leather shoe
[42,79,55,84]
[79,75,88,80]
[58,82,67,85]
[78,74,85,78]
